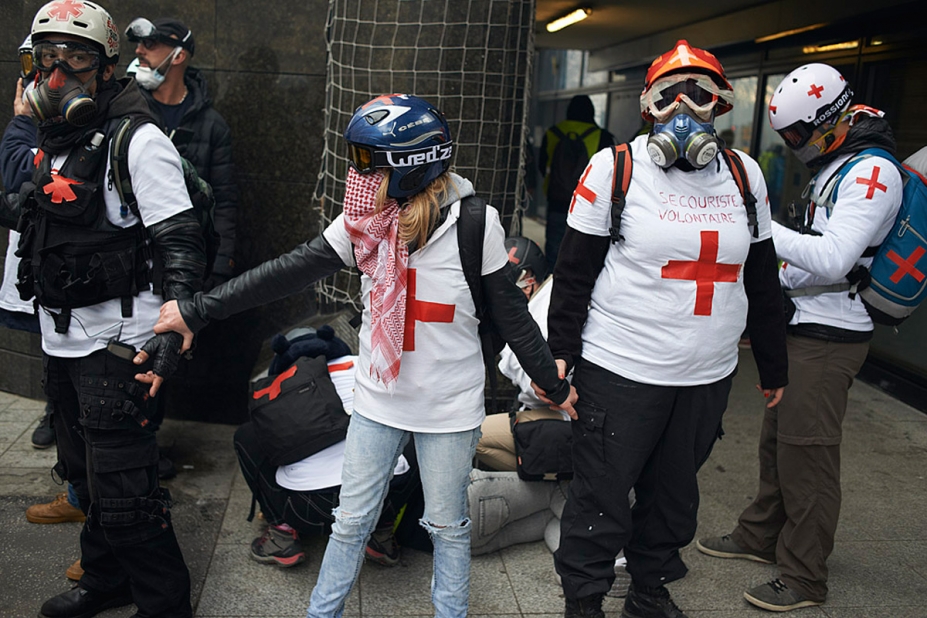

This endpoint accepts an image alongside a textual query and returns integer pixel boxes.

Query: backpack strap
[109,115,163,296]
[550,126,566,142]
[609,143,632,243]
[456,196,501,412]
[720,149,759,238]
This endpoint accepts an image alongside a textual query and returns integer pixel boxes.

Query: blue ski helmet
[343,94,454,198]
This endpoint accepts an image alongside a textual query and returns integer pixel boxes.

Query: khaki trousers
[732,334,869,602]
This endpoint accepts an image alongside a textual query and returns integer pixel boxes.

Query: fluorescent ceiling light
[754,23,827,43]
[546,8,592,33]
[803,41,859,54]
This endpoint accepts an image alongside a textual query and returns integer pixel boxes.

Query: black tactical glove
[140,331,184,379]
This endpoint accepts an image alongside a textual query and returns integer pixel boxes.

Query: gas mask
[26,67,97,127]
[647,106,719,169]
[134,47,181,91]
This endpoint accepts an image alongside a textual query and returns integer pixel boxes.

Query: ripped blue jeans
[306,410,480,618]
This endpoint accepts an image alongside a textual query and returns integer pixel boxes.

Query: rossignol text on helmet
[344,94,454,199]
[768,63,853,163]
[32,0,119,64]
[504,236,549,286]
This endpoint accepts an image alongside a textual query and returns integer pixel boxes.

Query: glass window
[712,76,758,153]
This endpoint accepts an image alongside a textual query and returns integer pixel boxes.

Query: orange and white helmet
[640,40,734,122]
[32,0,119,64]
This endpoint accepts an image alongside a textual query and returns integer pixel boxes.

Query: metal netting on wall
[314,0,536,311]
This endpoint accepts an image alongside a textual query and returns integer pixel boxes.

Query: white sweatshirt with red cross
[773,152,903,331]
[566,135,772,386]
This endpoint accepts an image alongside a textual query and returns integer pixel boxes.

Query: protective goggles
[778,107,855,151]
[20,48,33,78]
[346,141,454,173]
[515,270,537,290]
[33,41,101,74]
[125,17,192,49]
[641,73,733,122]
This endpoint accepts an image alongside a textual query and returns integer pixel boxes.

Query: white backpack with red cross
[816,147,927,326]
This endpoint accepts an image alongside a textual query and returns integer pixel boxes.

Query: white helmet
[768,63,853,163]
[31,0,119,63]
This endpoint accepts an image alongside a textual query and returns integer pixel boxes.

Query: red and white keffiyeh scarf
[343,168,409,391]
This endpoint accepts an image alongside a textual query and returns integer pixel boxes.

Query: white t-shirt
[38,124,193,357]
[774,152,902,331]
[497,277,568,417]
[323,200,509,433]
[0,231,34,314]
[275,355,410,491]
[566,135,772,386]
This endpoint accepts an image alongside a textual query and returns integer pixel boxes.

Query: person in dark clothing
[698,63,903,613]
[546,41,787,618]
[125,16,238,289]
[538,94,614,269]
[0,3,204,616]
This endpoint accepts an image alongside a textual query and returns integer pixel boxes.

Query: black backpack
[109,116,221,277]
[457,196,509,411]
[547,125,598,203]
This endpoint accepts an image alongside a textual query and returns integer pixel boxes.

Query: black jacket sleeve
[179,234,346,333]
[148,210,208,301]
[1,115,38,193]
[482,266,572,406]
[205,117,238,278]
[743,237,788,389]
[547,226,610,373]
[0,190,24,230]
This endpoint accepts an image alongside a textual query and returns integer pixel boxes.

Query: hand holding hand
[756,384,785,408]
[153,300,195,352]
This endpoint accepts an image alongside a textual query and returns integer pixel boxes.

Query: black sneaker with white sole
[744,578,823,612]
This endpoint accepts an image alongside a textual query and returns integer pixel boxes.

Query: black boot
[31,401,56,449]
[565,593,605,618]
[622,582,688,618]
[39,585,132,618]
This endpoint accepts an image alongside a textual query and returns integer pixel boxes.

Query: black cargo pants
[45,348,192,618]
[555,359,733,600]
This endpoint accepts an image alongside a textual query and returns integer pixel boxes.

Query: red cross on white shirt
[661,230,741,316]
[855,166,888,199]
[403,268,455,351]
[570,166,597,213]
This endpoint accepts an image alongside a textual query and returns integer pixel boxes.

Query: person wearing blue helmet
[141,93,577,618]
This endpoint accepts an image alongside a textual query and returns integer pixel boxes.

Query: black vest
[15,120,152,333]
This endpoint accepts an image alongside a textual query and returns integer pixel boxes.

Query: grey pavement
[1,348,926,617]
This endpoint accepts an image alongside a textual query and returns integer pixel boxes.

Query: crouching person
[234,326,420,568]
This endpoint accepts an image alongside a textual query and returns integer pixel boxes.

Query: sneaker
[250,526,306,567]
[622,583,688,618]
[31,402,55,449]
[744,578,823,612]
[696,534,774,564]
[365,525,400,566]
[564,593,605,618]
[26,493,86,524]
[39,585,132,618]
[66,559,83,582]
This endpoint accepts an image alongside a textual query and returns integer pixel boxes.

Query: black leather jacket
[179,233,573,405]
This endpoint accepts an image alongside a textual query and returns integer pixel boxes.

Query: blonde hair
[375,171,457,249]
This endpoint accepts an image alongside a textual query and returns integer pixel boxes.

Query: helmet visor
[33,41,101,74]
[125,17,158,42]
[642,73,733,122]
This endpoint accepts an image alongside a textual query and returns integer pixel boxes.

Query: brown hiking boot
[26,493,86,524]
[66,559,83,581]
